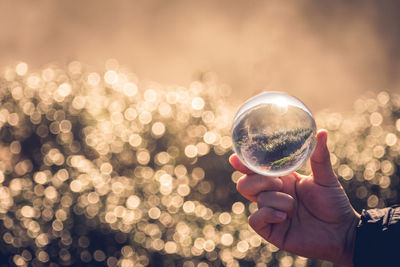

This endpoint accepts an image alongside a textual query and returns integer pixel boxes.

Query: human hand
[229,129,360,266]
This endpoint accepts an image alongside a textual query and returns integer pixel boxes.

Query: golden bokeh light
[15,62,28,76]
[0,62,399,266]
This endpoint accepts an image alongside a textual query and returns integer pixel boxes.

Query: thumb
[310,129,338,187]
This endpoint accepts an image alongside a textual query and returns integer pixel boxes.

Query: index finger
[236,173,283,202]
[229,154,254,175]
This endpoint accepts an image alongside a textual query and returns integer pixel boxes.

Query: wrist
[339,212,360,267]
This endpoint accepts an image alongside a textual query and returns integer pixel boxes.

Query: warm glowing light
[184,145,197,158]
[59,120,72,133]
[271,97,289,115]
[191,167,205,180]
[370,112,383,126]
[21,206,35,218]
[151,122,166,137]
[218,212,231,224]
[192,97,205,110]
[9,141,21,154]
[1,62,399,266]
[220,233,233,246]
[124,107,137,120]
[396,118,400,132]
[70,180,83,192]
[385,133,397,146]
[232,202,245,214]
[136,149,151,165]
[164,241,177,254]
[16,62,28,76]
[57,83,72,97]
[237,240,249,253]
[158,102,172,117]
[126,195,141,209]
[338,165,354,180]
[104,70,118,84]
[122,82,138,97]
[88,72,101,86]
[144,89,158,102]
[128,134,142,147]
[203,131,217,144]
[155,151,170,165]
[139,111,152,124]
[182,201,195,213]
[148,207,161,219]
[8,113,19,126]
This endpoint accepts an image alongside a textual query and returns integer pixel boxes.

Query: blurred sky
[1,0,400,112]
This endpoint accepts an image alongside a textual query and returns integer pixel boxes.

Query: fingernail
[274,210,287,220]
[321,131,328,146]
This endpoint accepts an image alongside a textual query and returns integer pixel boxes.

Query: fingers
[230,153,284,202]
[257,191,295,215]
[310,129,338,187]
[248,192,295,244]
[249,207,286,234]
[229,154,254,174]
[236,174,283,202]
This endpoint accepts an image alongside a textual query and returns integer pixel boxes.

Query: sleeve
[353,206,400,267]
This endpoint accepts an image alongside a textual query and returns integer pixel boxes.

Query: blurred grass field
[0,62,399,267]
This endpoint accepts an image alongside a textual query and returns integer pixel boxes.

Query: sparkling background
[1,1,400,266]
[0,62,399,267]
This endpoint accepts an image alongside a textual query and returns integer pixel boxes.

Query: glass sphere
[231,91,316,176]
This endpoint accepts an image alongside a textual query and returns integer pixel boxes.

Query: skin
[229,129,360,266]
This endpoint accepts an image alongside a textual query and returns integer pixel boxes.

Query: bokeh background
[0,1,400,267]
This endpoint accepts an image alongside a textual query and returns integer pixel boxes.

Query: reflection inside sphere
[232,92,316,176]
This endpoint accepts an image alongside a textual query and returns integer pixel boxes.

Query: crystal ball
[231,91,316,176]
